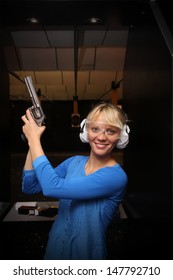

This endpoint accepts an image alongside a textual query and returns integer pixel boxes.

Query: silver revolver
[21,76,46,141]
[24,76,45,126]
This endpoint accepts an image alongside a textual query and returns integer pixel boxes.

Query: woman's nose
[97,130,107,140]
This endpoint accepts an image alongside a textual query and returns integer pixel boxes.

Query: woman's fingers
[21,109,46,138]
[21,109,34,124]
[26,109,34,122]
[21,114,28,124]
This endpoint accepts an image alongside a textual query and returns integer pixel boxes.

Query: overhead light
[26,17,39,24]
[87,17,102,24]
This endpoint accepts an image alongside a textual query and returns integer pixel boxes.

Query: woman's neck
[85,152,117,175]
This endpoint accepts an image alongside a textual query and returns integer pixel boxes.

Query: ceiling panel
[35,71,63,85]
[103,30,128,46]
[78,47,95,70]
[85,84,107,100]
[83,30,106,46]
[90,71,118,85]
[18,48,57,70]
[11,31,49,48]
[95,47,126,71]
[56,48,74,70]
[10,85,27,100]
[45,85,68,100]
[46,30,74,47]
[9,72,23,85]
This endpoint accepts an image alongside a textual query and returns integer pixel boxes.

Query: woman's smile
[94,142,109,149]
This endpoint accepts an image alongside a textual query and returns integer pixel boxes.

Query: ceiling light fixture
[87,17,101,24]
[26,17,39,23]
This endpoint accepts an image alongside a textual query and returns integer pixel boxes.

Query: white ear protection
[79,119,88,143]
[116,124,130,149]
[79,119,130,149]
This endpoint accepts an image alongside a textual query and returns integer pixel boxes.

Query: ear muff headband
[79,119,130,149]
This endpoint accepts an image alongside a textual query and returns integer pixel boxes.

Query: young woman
[21,102,130,260]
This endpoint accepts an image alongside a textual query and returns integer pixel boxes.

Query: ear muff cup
[116,124,130,149]
[79,119,89,143]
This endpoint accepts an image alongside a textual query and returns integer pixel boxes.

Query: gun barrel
[24,76,40,107]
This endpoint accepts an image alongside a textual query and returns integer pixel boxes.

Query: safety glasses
[86,122,121,137]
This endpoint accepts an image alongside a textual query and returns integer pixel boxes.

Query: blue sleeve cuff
[23,169,35,175]
[32,155,48,169]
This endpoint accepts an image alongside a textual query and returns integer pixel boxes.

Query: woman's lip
[94,143,108,149]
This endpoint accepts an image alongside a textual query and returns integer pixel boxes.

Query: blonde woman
[21,102,130,260]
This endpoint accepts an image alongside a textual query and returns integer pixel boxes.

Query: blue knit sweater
[22,155,127,259]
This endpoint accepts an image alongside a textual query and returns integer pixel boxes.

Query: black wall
[123,1,172,245]
[0,45,10,202]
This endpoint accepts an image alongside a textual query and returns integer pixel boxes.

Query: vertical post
[71,27,80,127]
[111,81,118,105]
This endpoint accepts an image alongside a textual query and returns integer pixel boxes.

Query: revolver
[21,76,46,141]
[24,76,45,126]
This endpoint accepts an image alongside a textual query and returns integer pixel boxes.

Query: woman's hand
[21,109,46,161]
[21,109,46,144]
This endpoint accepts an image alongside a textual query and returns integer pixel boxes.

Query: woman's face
[87,114,121,157]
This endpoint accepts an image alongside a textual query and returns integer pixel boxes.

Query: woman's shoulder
[99,163,128,184]
[110,163,127,176]
[62,154,88,165]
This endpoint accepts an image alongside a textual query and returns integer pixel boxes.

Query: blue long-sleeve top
[22,155,127,260]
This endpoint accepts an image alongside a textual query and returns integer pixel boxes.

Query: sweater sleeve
[22,169,42,194]
[32,155,127,200]
[22,155,69,195]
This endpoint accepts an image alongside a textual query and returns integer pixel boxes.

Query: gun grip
[21,133,27,143]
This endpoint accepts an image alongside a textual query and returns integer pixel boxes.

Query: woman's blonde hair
[86,102,127,130]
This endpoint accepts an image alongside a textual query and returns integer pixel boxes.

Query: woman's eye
[91,127,100,133]
[106,129,115,135]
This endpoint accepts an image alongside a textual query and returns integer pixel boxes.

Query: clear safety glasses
[86,122,121,137]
